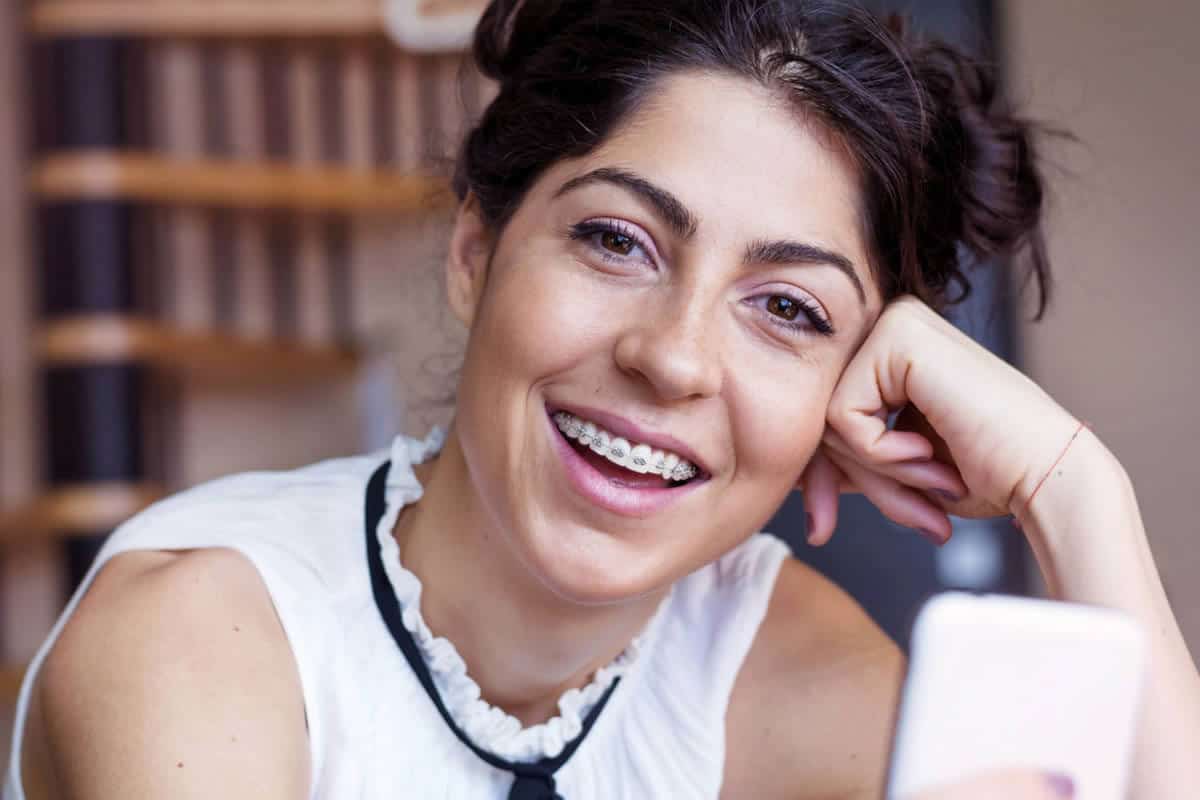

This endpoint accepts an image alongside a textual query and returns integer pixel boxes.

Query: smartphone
[885,592,1146,800]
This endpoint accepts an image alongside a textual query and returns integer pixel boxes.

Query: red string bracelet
[1015,419,1090,526]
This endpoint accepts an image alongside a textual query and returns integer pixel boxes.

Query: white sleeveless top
[4,430,791,799]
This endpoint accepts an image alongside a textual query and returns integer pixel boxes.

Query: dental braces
[553,411,699,482]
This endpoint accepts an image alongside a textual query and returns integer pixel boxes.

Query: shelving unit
[34,152,453,212]
[0,664,27,705]
[29,1,386,37]
[0,6,491,776]
[0,483,165,543]
[40,315,361,380]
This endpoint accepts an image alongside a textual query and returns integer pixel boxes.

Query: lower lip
[546,410,707,519]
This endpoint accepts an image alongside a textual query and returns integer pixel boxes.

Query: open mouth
[549,409,708,490]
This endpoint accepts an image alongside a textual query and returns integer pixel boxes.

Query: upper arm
[722,558,906,800]
[23,548,310,800]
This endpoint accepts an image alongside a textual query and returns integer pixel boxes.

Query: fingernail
[1010,515,1023,531]
[930,488,961,503]
[1043,772,1075,797]
[917,528,944,546]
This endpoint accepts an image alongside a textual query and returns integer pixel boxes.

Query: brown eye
[766,295,800,321]
[600,230,635,256]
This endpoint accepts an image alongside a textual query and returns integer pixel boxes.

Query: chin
[517,521,678,607]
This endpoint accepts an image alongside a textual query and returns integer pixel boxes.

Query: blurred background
[0,0,1196,762]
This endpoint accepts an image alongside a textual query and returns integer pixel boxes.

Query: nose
[612,293,723,403]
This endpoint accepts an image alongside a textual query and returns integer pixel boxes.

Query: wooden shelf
[33,152,455,213]
[0,483,165,541]
[41,315,361,381]
[30,1,386,38]
[0,663,27,705]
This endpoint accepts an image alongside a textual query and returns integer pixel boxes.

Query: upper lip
[547,401,711,477]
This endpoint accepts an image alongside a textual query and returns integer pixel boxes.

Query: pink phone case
[886,592,1146,800]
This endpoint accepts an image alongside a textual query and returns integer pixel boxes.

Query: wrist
[1010,426,1140,591]
[1010,419,1122,519]
[1012,425,1130,521]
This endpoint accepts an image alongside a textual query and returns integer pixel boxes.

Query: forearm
[1015,427,1200,798]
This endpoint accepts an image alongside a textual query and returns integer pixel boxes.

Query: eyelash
[749,294,835,337]
[567,218,836,338]
[568,219,653,265]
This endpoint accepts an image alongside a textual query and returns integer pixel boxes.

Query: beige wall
[1004,1,1200,653]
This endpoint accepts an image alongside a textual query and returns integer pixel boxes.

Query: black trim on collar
[364,461,619,800]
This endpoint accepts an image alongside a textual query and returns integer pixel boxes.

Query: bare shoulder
[20,548,309,800]
[722,557,905,800]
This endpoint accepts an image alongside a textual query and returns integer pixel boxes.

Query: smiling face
[445,71,884,605]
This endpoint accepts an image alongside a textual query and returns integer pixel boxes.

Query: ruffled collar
[372,428,670,763]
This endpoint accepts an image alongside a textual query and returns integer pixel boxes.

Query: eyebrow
[555,167,699,240]
[553,166,866,306]
[742,238,866,305]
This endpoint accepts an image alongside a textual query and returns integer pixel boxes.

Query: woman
[8,1,1199,798]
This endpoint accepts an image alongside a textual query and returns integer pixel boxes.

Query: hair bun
[912,40,1049,311]
[472,0,590,84]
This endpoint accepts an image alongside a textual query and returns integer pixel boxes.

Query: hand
[902,769,1076,799]
[800,296,1081,545]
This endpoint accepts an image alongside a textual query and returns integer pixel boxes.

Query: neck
[393,424,663,727]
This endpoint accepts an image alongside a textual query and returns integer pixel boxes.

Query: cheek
[456,249,615,485]
[731,369,831,484]
[454,255,592,524]
[471,251,617,380]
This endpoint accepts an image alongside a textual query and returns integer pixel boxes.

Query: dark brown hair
[453,0,1052,317]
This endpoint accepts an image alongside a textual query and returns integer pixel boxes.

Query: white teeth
[589,430,610,456]
[579,421,596,446]
[628,444,652,474]
[662,452,679,475]
[552,411,699,482]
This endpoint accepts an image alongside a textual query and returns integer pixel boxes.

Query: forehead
[541,70,876,298]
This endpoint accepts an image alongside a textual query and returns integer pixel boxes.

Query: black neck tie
[364,461,619,800]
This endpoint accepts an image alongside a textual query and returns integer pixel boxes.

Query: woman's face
[448,71,884,605]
